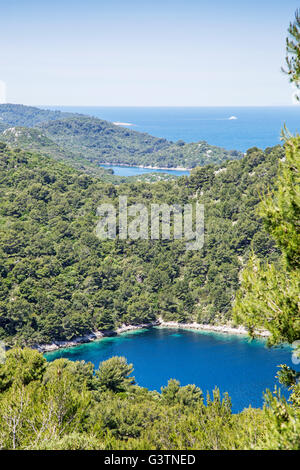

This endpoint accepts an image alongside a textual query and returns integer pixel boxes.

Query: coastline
[35,321,160,353]
[99,162,192,172]
[157,320,270,337]
[35,320,270,354]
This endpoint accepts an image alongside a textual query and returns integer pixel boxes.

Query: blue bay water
[100,164,189,177]
[45,106,300,152]
[45,327,293,413]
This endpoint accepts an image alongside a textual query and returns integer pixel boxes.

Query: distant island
[0,104,243,178]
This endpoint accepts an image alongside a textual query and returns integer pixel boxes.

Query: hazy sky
[0,0,299,106]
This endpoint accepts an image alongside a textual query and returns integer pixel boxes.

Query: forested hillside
[0,5,299,452]
[0,142,282,346]
[0,104,243,171]
[0,140,298,451]
[39,116,241,168]
[0,126,115,179]
[0,104,72,127]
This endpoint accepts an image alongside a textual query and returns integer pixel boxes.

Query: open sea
[46,106,300,152]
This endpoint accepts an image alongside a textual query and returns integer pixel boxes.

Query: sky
[0,0,299,106]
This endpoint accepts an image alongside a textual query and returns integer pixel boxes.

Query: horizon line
[5,103,299,108]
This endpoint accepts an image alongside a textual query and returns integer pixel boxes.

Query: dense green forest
[234,135,300,346]
[1,125,114,179]
[0,141,281,346]
[0,136,298,450]
[0,104,72,127]
[0,104,242,172]
[0,8,299,451]
[1,134,298,450]
[0,124,177,183]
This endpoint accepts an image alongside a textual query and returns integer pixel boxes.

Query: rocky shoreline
[34,321,160,353]
[157,320,270,337]
[34,320,270,353]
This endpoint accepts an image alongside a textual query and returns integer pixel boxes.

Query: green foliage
[233,256,299,345]
[0,10,299,450]
[233,137,300,345]
[0,143,283,345]
[276,364,300,410]
[32,432,104,450]
[283,9,300,99]
[96,356,135,392]
[0,104,71,127]
[0,348,298,450]
[0,347,46,391]
[43,358,95,391]
[260,137,300,270]
[0,349,91,449]
[0,126,113,179]
[254,388,300,450]
[276,364,300,388]
[161,379,203,406]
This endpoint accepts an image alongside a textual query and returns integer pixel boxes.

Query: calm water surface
[100,164,189,177]
[45,106,300,152]
[45,327,292,413]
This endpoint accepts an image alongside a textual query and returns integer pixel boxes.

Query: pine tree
[282,9,300,100]
[234,9,300,348]
[233,136,300,346]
